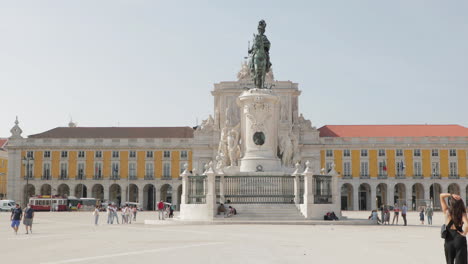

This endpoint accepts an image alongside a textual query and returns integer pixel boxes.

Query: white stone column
[138,186,144,205]
[353,184,359,211]
[292,162,302,205]
[387,183,395,206]
[370,184,377,210]
[180,164,191,205]
[203,163,216,219]
[301,161,314,218]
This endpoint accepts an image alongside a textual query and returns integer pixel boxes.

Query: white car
[0,200,16,211]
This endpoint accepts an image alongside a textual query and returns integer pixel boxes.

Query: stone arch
[341,183,354,210]
[74,184,88,198]
[160,184,173,204]
[143,184,156,210]
[358,183,371,211]
[40,184,52,196]
[109,184,122,206]
[376,183,388,208]
[394,183,407,207]
[412,183,425,209]
[91,184,104,202]
[57,184,70,197]
[24,184,36,204]
[430,183,442,210]
[448,183,460,195]
[125,184,138,203]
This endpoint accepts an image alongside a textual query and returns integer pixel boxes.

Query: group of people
[156,200,175,220]
[216,203,237,217]
[104,204,138,225]
[10,203,34,235]
[370,203,410,225]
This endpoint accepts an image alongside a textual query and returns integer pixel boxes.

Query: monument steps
[216,204,306,220]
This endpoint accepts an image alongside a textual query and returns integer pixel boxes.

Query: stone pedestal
[237,88,281,172]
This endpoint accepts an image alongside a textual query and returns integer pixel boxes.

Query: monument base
[239,157,282,173]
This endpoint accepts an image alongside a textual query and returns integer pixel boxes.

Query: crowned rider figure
[248,20,272,89]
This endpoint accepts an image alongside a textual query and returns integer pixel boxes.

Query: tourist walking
[384,206,390,225]
[132,206,137,221]
[419,207,425,225]
[10,204,22,235]
[93,205,99,225]
[157,200,165,220]
[169,204,174,218]
[426,205,433,225]
[23,203,34,234]
[401,203,408,226]
[107,205,112,224]
[440,193,467,264]
[112,205,120,224]
[392,204,400,225]
[126,206,132,224]
[121,206,127,224]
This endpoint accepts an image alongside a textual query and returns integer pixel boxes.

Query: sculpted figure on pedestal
[279,132,293,167]
[227,129,241,167]
[248,20,272,89]
[217,123,230,166]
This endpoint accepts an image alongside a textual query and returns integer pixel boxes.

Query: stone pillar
[352,183,359,210]
[103,186,110,202]
[203,164,216,219]
[387,183,395,206]
[237,89,281,172]
[424,184,431,206]
[292,162,301,205]
[138,186,144,205]
[302,162,314,211]
[7,148,22,203]
[370,184,377,210]
[180,164,191,205]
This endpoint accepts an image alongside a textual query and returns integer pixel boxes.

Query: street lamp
[22,156,34,206]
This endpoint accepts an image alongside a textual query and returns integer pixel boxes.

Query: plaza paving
[1,210,446,264]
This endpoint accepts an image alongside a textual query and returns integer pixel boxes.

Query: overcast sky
[1,1,467,137]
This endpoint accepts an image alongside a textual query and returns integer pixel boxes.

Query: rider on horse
[248,20,272,88]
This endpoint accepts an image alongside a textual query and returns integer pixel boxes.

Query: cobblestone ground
[0,210,446,264]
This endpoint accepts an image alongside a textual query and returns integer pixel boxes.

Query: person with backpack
[440,193,468,263]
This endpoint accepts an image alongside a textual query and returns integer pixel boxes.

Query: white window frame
[61,151,68,158]
[413,149,421,157]
[112,151,119,158]
[343,149,350,157]
[432,162,440,176]
[95,151,102,158]
[60,163,68,179]
[145,162,154,178]
[180,150,188,159]
[94,162,102,177]
[360,162,369,176]
[129,151,136,158]
[129,163,137,178]
[378,149,385,157]
[449,162,457,176]
[44,151,51,158]
[43,163,51,179]
[414,161,422,176]
[163,151,171,159]
[396,149,403,157]
[78,151,85,158]
[432,149,439,157]
[343,162,351,177]
[361,149,368,157]
[325,149,333,157]
[450,149,457,157]
[163,162,171,178]
[77,163,85,179]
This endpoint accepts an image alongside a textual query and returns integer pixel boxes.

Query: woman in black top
[440,193,468,264]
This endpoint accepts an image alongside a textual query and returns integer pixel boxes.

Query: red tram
[29,196,68,211]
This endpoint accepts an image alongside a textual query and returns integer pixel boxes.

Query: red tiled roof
[0,139,7,149]
[318,125,468,138]
[28,127,194,139]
